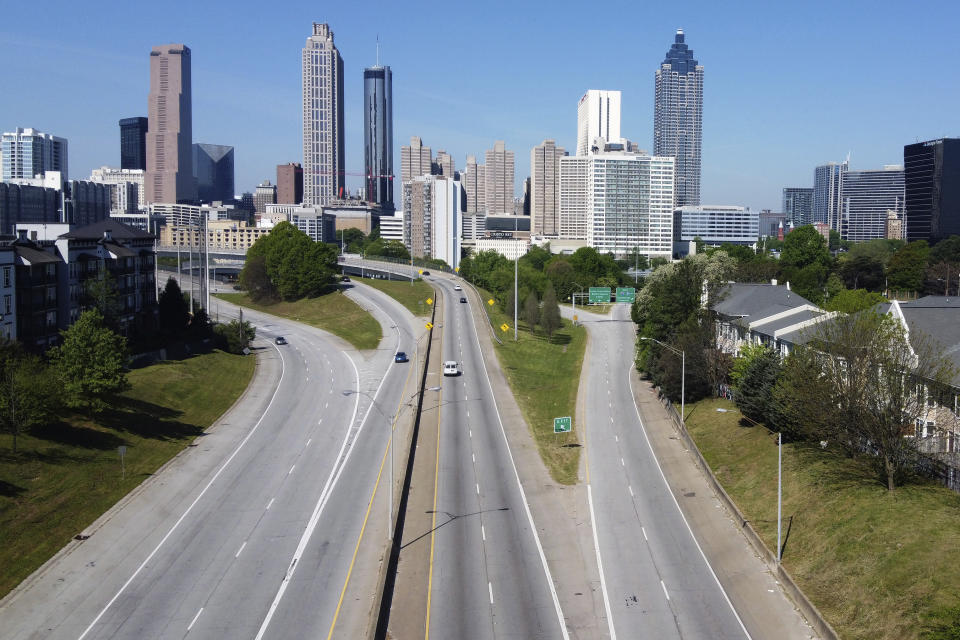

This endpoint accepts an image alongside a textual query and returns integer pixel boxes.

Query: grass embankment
[477,288,586,485]
[682,396,960,640]
[353,276,434,316]
[0,350,255,598]
[217,291,381,350]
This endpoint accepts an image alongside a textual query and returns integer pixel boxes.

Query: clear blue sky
[2,0,957,212]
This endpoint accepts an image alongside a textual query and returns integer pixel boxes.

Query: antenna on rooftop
[376,35,380,67]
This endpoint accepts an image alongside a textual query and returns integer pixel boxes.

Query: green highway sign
[554,416,572,433]
[588,287,612,304]
[615,287,636,303]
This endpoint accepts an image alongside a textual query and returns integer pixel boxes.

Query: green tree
[239,255,277,303]
[926,260,960,296]
[780,225,831,271]
[244,223,338,300]
[340,228,366,252]
[544,258,577,301]
[887,240,930,293]
[213,319,256,354]
[158,276,190,335]
[824,288,887,313]
[85,266,123,329]
[539,282,561,337]
[522,291,539,331]
[731,345,782,425]
[49,310,129,414]
[0,341,60,451]
[930,235,960,264]
[838,254,886,291]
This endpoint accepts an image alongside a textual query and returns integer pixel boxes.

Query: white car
[443,361,460,376]
[454,284,462,291]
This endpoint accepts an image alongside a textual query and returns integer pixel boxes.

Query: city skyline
[1,0,957,212]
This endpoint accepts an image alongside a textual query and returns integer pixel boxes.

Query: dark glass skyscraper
[654,29,703,207]
[782,187,814,225]
[119,117,147,170]
[905,138,960,242]
[192,143,235,203]
[363,64,393,211]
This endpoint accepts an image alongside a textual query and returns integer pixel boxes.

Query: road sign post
[118,445,127,479]
[588,287,612,304]
[553,416,572,433]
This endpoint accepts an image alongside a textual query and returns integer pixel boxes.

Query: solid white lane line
[488,582,494,604]
[472,453,475,463]
[325,402,329,409]
[661,580,670,601]
[77,341,290,640]
[266,498,275,510]
[588,485,617,640]
[615,435,618,442]
[187,607,203,631]
[642,526,648,541]
[288,464,296,475]
[629,485,634,497]
[626,362,752,638]
[235,541,247,558]
[306,438,312,447]
[467,410,470,418]
[469,429,472,438]
[476,483,480,495]
[482,525,486,541]
[621,458,625,466]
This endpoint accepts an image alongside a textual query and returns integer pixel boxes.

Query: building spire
[376,35,380,67]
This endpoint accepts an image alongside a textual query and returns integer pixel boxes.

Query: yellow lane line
[425,298,444,640]
[325,349,417,638]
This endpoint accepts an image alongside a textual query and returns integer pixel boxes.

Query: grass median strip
[216,291,381,350]
[0,349,255,598]
[682,395,960,640]
[351,276,434,317]
[478,288,585,485]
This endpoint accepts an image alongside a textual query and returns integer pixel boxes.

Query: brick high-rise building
[146,44,196,204]
[277,162,304,204]
[531,139,565,236]
[401,136,432,183]
[302,23,344,206]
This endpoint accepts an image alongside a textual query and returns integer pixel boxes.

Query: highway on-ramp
[0,281,422,640]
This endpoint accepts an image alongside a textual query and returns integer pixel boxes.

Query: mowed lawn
[217,291,381,350]
[479,288,585,485]
[683,396,960,640]
[353,276,435,316]
[0,350,255,598]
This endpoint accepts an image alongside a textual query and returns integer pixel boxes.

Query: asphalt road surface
[0,279,420,639]
[423,276,567,639]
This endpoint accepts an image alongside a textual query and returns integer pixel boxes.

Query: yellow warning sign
[500,323,510,332]
[425,322,434,330]
[487,299,495,306]
[426,298,433,305]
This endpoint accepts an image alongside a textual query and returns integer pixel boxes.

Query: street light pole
[777,431,782,563]
[640,336,685,423]
[514,255,518,341]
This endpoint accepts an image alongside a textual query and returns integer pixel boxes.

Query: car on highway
[454,284,462,291]
[275,336,287,345]
[341,275,350,282]
[395,351,409,363]
[443,361,460,376]
[460,297,467,303]
[421,271,431,276]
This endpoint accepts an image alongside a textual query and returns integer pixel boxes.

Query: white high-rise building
[402,175,461,269]
[90,167,145,213]
[2,128,68,183]
[813,161,848,231]
[302,23,344,206]
[558,152,674,258]
[577,90,621,156]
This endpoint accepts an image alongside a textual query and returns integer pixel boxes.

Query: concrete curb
[653,390,840,640]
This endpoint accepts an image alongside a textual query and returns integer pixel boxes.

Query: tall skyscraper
[904,138,960,243]
[363,63,393,211]
[531,139,565,236]
[277,162,304,204]
[577,90,621,156]
[782,187,814,225]
[558,156,589,239]
[840,166,904,242]
[1,128,68,182]
[434,150,455,178]
[654,29,703,207]
[146,44,195,204]
[401,136,432,183]
[813,161,847,230]
[484,141,514,215]
[192,143,234,203]
[119,117,148,170]
[303,23,344,206]
[462,155,485,213]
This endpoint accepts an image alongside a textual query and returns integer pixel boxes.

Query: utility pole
[777,432,782,563]
[514,255,518,341]
[204,214,210,314]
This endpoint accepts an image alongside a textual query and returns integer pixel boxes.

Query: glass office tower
[363,65,393,211]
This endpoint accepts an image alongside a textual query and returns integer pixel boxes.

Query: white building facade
[576,90,621,157]
[674,205,759,246]
[302,23,344,207]
[2,127,68,182]
[90,167,145,213]
[558,156,589,240]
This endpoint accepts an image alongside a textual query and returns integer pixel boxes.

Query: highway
[422,276,567,639]
[0,277,423,639]
[577,303,749,639]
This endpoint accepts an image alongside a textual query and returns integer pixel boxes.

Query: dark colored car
[394,351,409,363]
[275,336,287,345]
[421,271,431,276]
[460,297,467,303]
[341,276,350,282]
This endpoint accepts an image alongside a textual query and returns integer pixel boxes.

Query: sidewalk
[629,372,818,640]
